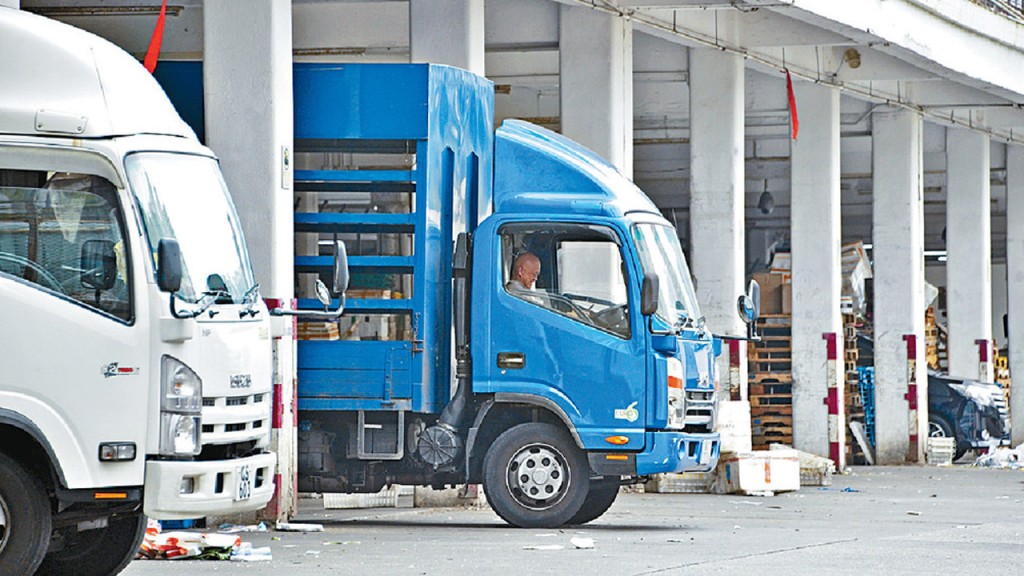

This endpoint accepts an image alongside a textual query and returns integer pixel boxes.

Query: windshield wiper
[239,283,261,318]
[170,291,222,319]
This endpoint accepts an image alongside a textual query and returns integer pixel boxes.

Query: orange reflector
[604,436,630,445]
[668,375,683,389]
[94,492,128,500]
[605,454,629,461]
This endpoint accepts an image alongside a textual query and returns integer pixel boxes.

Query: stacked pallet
[748,314,793,449]
[843,315,866,464]
[994,351,1011,407]
[925,307,940,369]
[297,321,341,341]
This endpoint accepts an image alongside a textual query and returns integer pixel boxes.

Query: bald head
[512,252,540,289]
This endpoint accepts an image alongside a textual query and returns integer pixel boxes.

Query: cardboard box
[751,272,788,315]
[780,283,792,315]
[715,449,800,495]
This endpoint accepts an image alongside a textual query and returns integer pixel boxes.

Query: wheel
[482,422,590,528]
[36,510,146,576]
[928,414,967,461]
[566,477,620,525]
[0,453,52,574]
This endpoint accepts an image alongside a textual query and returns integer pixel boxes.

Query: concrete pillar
[203,0,296,522]
[790,83,844,466]
[688,48,746,393]
[409,0,484,77]
[558,5,633,176]
[945,128,992,382]
[872,110,927,464]
[1007,145,1024,445]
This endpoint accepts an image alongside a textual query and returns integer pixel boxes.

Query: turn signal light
[604,436,630,445]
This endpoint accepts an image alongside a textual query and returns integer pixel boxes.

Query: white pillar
[558,5,633,176]
[204,0,296,522]
[688,48,746,392]
[790,83,844,465]
[409,0,484,77]
[1007,145,1024,446]
[872,110,927,464]
[0,1,19,9]
[945,128,992,382]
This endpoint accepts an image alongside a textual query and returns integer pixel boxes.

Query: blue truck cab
[292,64,747,528]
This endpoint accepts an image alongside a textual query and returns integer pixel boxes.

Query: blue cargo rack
[292,64,494,416]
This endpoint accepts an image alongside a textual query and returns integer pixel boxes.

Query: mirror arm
[169,293,195,319]
[269,303,346,320]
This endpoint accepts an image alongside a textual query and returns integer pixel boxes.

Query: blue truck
[290,63,757,528]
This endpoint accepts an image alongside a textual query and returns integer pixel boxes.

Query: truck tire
[482,422,590,528]
[0,453,52,574]
[36,511,146,576]
[566,477,619,525]
[928,414,967,461]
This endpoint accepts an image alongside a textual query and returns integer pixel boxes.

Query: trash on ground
[973,444,1023,469]
[218,521,268,533]
[570,537,594,549]
[276,522,325,532]
[230,543,273,562]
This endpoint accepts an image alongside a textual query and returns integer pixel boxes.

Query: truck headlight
[162,356,202,412]
[160,356,202,456]
[667,357,685,429]
[160,413,201,456]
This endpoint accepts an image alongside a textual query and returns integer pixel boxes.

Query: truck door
[0,162,146,488]
[488,222,646,448]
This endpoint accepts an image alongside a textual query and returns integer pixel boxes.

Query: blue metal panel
[293,64,430,140]
[152,61,205,142]
[493,119,661,220]
[293,64,494,416]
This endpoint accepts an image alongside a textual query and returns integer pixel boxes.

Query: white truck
[0,7,275,575]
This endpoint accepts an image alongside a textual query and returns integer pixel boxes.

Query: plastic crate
[323,487,399,509]
[927,437,956,466]
[644,472,714,494]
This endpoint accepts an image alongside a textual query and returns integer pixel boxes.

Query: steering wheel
[562,292,616,308]
[592,304,629,334]
[545,292,591,320]
[0,252,66,294]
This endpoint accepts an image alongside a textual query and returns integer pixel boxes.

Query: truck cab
[0,9,273,574]
[283,64,740,528]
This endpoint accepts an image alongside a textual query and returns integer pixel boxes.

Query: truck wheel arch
[466,393,583,482]
[0,409,65,492]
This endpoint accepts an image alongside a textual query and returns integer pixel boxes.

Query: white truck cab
[0,8,274,575]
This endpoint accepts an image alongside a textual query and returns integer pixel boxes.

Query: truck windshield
[125,153,256,304]
[631,223,701,330]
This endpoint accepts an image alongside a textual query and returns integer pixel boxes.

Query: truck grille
[200,393,271,445]
[684,390,716,430]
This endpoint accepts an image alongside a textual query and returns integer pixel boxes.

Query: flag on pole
[785,69,799,140]
[143,0,168,73]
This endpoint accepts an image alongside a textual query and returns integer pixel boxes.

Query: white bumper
[143,452,276,520]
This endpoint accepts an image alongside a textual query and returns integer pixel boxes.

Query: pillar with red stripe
[264,298,297,523]
[821,332,845,469]
[903,334,920,463]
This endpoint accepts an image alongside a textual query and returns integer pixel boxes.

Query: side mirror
[157,238,182,293]
[641,272,660,316]
[745,279,761,322]
[333,240,350,296]
[80,239,117,291]
[737,295,756,325]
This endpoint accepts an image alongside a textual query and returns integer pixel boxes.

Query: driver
[506,252,540,292]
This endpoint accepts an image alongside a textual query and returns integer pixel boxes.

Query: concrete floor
[124,465,1024,575]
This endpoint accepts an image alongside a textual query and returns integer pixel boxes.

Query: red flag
[143,0,168,73]
[785,69,799,140]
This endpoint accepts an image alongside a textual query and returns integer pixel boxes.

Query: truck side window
[501,224,630,338]
[0,170,132,322]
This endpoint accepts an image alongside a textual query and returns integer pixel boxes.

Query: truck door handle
[497,352,525,369]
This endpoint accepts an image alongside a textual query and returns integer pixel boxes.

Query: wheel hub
[0,492,9,556]
[507,443,568,510]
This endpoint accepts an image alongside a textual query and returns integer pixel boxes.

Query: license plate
[699,440,713,465]
[235,465,252,501]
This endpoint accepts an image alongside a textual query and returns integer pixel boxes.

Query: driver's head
[512,252,540,289]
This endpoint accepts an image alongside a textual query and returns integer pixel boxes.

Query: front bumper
[636,431,720,476]
[143,452,276,520]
